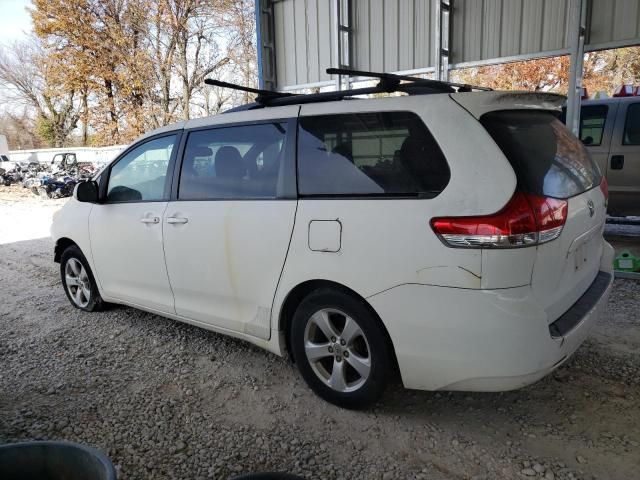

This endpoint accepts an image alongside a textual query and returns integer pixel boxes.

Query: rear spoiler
[450,91,566,119]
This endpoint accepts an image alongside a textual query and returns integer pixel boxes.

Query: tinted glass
[579,105,608,145]
[481,110,601,198]
[623,103,640,145]
[297,112,450,197]
[107,135,176,202]
[179,123,287,200]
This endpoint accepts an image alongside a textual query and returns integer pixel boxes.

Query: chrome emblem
[587,199,595,217]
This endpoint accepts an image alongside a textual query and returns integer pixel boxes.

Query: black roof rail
[207,67,491,113]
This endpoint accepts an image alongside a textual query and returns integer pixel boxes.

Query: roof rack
[208,68,491,113]
[204,78,298,105]
[327,68,493,93]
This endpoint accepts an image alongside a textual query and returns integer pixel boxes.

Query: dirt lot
[0,185,638,480]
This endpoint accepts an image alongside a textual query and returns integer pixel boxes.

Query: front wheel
[290,288,392,409]
[60,245,104,312]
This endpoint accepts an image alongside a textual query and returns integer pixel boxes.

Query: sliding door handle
[611,155,624,170]
[166,217,188,224]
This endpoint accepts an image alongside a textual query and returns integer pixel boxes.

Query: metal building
[256,0,640,131]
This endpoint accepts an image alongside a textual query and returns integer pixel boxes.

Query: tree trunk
[81,87,89,146]
[104,78,119,141]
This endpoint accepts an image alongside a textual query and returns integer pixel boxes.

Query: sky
[0,0,33,44]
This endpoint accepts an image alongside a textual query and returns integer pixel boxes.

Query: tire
[60,245,104,312]
[290,288,391,409]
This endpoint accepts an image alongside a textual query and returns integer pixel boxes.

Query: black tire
[60,245,104,312]
[290,288,391,409]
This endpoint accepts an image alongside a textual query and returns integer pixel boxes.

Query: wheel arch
[54,237,79,263]
[278,279,399,372]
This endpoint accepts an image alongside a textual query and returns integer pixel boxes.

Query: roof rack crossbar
[326,67,492,92]
[210,67,492,113]
[204,78,297,105]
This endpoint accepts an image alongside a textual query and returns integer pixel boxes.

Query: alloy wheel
[303,308,371,393]
[65,258,91,308]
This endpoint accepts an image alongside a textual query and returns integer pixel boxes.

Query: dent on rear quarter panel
[414,261,482,289]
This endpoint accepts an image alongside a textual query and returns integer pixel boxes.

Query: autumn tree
[452,47,640,97]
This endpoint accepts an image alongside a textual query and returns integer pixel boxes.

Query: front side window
[107,134,176,202]
[178,123,288,200]
[623,103,640,145]
[297,111,450,197]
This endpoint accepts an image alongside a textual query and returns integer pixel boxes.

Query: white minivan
[52,79,614,408]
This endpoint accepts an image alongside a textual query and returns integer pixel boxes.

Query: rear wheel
[60,245,104,312]
[290,288,391,409]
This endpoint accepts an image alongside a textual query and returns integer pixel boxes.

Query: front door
[607,100,640,216]
[163,119,297,339]
[89,133,179,313]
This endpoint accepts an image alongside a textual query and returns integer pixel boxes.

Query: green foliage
[35,116,55,147]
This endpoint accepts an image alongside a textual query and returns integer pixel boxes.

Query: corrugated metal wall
[452,0,571,64]
[589,0,640,47]
[270,0,640,89]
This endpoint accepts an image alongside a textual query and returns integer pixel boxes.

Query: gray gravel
[1,188,639,480]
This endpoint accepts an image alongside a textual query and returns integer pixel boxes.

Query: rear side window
[560,105,608,146]
[579,105,608,145]
[297,111,450,197]
[481,110,602,199]
[179,123,288,200]
[623,103,640,145]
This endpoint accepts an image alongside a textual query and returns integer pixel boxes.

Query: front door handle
[140,217,160,224]
[166,217,188,224]
[611,155,624,170]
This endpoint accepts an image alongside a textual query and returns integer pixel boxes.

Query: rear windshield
[481,110,602,198]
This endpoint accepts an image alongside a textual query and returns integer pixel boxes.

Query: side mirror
[75,180,99,203]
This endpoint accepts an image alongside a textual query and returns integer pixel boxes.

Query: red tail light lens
[600,176,608,201]
[431,192,568,248]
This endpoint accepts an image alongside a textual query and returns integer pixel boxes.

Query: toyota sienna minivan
[52,78,614,408]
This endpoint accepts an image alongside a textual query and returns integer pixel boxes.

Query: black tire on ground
[60,245,104,312]
[290,288,392,409]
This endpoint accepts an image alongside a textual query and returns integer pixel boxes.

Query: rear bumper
[368,243,615,391]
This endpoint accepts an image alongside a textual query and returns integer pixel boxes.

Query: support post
[566,0,588,136]
[334,0,352,90]
[256,0,277,90]
[435,0,451,81]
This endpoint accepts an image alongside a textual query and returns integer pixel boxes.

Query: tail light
[600,176,608,201]
[431,191,568,248]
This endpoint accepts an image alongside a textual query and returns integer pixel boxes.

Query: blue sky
[0,0,33,44]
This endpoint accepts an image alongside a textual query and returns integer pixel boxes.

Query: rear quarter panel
[272,94,517,335]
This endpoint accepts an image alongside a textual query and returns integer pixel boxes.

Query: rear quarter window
[481,110,602,199]
[297,111,450,197]
[623,103,640,145]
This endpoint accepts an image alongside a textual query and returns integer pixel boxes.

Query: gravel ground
[0,185,639,480]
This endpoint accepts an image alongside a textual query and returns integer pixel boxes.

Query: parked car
[51,152,78,171]
[51,82,614,408]
[566,95,640,216]
[0,154,17,172]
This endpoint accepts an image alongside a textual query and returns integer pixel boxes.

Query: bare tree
[0,40,79,147]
